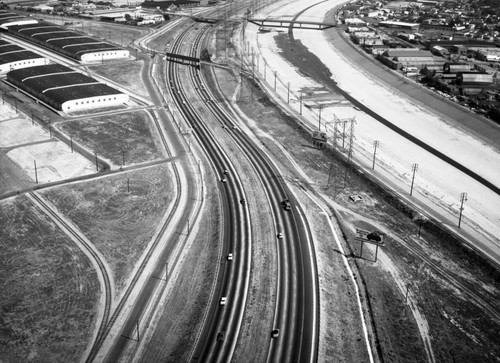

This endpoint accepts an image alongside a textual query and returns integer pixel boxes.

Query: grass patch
[0,195,99,362]
[56,110,163,165]
[42,164,175,293]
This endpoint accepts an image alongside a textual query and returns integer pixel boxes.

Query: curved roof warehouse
[6,19,129,62]
[7,63,129,112]
[0,11,38,29]
[0,39,48,74]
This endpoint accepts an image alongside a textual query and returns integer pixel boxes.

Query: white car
[227,253,233,261]
[277,232,283,239]
[220,297,227,305]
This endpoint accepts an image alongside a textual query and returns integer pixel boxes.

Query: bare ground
[56,110,164,166]
[0,195,99,363]
[41,164,176,294]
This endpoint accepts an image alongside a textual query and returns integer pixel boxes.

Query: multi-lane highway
[162,21,319,362]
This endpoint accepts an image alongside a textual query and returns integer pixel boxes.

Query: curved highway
[168,20,319,361]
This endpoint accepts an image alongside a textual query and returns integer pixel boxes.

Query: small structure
[355,228,385,261]
[312,130,327,148]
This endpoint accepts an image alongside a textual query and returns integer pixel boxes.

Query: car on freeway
[227,253,233,261]
[281,199,291,211]
[220,297,227,305]
[221,177,227,183]
[277,232,283,239]
[223,169,229,175]
[240,198,246,205]
[271,329,280,339]
[217,332,225,342]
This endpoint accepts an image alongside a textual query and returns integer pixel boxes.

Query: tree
[200,49,211,62]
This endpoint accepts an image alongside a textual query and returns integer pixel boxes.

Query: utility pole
[458,192,467,228]
[372,140,379,170]
[318,104,323,130]
[410,163,418,196]
[95,153,98,171]
[287,82,290,104]
[34,160,38,184]
[299,91,303,115]
[274,71,277,91]
[70,135,73,153]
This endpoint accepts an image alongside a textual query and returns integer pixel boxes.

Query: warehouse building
[456,72,493,95]
[0,11,37,29]
[378,21,419,31]
[443,62,473,74]
[7,63,129,112]
[6,19,129,62]
[0,39,48,74]
[378,48,437,70]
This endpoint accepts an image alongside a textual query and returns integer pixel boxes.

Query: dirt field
[56,110,164,167]
[42,164,176,294]
[0,195,99,362]
[88,60,151,100]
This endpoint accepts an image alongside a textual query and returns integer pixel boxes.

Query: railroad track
[86,27,198,362]
[27,191,113,354]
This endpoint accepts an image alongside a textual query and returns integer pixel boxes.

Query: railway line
[27,191,113,356]
[87,27,201,361]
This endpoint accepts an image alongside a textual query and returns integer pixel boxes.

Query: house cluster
[340,0,500,120]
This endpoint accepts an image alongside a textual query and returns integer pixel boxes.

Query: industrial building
[472,48,500,62]
[0,11,37,29]
[456,72,493,95]
[377,48,437,70]
[0,39,48,74]
[6,19,129,62]
[443,62,473,74]
[378,21,419,31]
[7,63,129,112]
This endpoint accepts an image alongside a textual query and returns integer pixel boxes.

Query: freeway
[166,24,252,362]
[174,23,319,362]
